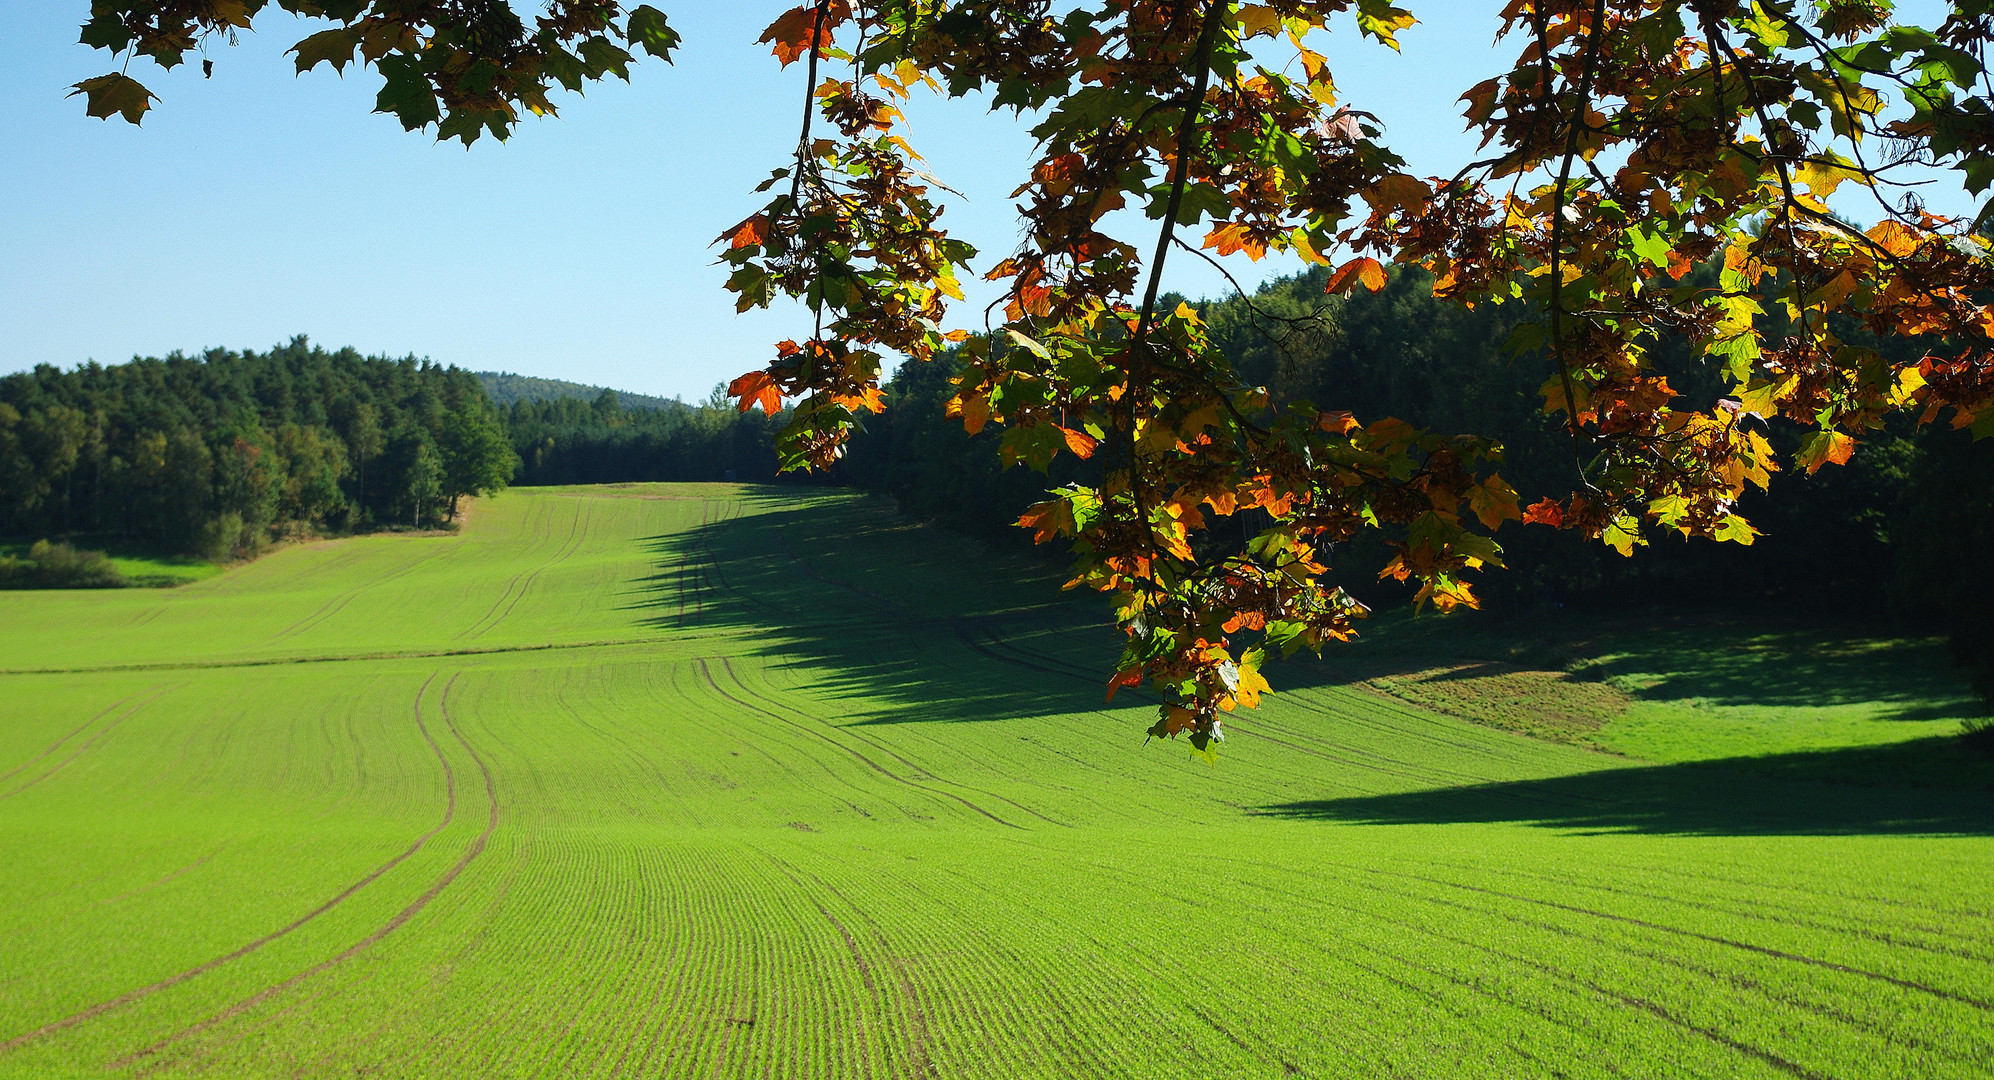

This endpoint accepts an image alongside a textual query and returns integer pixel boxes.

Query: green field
[1,484,1988,1079]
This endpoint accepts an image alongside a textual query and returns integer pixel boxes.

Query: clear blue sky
[0,4,1954,401]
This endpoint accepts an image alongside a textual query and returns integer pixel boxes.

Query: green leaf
[1740,2,1789,49]
[578,37,634,82]
[1601,514,1645,557]
[1263,619,1307,655]
[69,74,155,125]
[1626,224,1671,268]
[1004,328,1052,360]
[78,13,134,52]
[624,6,680,61]
[1713,514,1757,545]
[374,55,441,132]
[999,422,1065,472]
[1354,0,1415,50]
[1502,321,1547,357]
[542,47,586,93]
[1450,529,1505,568]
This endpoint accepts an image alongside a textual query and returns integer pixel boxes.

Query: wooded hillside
[0,337,516,558]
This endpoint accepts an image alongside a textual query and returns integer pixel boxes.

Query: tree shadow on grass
[615,488,1115,726]
[1585,619,1980,721]
[603,487,1994,836]
[1312,611,1984,724]
[1259,738,1994,836]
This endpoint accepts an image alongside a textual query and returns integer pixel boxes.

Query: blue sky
[1,3,1956,401]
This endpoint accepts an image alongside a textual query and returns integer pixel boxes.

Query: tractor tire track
[0,693,138,786]
[1429,856,1994,967]
[755,850,883,1078]
[693,659,1021,829]
[0,687,175,802]
[1049,849,1620,1077]
[1218,852,1954,1077]
[687,660,923,823]
[266,542,456,646]
[961,620,1509,791]
[462,497,592,641]
[109,674,500,1069]
[0,676,455,1057]
[1390,868,1994,1012]
[719,656,1067,828]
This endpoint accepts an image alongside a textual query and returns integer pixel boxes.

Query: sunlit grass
[0,485,1986,1078]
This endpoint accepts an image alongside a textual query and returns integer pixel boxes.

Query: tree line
[843,266,1994,706]
[502,388,789,487]
[0,337,517,560]
[4,310,1982,704]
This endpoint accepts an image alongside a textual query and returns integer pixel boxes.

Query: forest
[0,338,517,561]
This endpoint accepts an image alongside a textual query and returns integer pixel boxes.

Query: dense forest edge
[2,265,1988,707]
[476,371,682,412]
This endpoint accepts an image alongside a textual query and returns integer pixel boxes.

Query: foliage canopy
[74,0,1994,750]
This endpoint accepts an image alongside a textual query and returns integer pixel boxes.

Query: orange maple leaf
[1203,222,1265,260]
[1325,257,1386,296]
[758,2,851,67]
[727,370,782,414]
[1521,497,1564,527]
[1017,499,1074,544]
[1059,426,1098,458]
[721,214,768,250]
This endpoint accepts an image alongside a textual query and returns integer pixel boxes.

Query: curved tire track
[693,659,1022,829]
[108,675,500,1068]
[0,676,460,1056]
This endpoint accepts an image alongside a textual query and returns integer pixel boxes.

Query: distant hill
[476,372,682,412]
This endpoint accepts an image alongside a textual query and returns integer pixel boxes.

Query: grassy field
[0,483,1988,1079]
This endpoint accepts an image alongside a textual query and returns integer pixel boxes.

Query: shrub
[197,512,256,562]
[0,540,125,589]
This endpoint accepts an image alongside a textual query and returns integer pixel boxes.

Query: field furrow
[0,483,1985,1078]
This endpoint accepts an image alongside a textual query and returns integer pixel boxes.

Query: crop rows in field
[0,484,1987,1078]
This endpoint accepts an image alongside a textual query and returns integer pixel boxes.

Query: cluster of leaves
[717,2,978,471]
[74,0,677,143]
[1405,0,1994,563]
[74,0,1994,753]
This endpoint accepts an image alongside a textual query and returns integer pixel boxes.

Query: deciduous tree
[74,1,1994,751]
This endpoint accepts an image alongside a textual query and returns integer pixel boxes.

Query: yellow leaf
[1794,159,1860,200]
[1233,665,1272,709]
[1601,514,1645,557]
[1890,365,1927,405]
[1238,4,1282,38]
[1466,476,1521,531]
[1713,514,1758,545]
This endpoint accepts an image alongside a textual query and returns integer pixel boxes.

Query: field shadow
[621,490,1115,726]
[616,489,1993,836]
[1609,628,1979,719]
[1313,611,1984,724]
[1260,738,1994,836]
